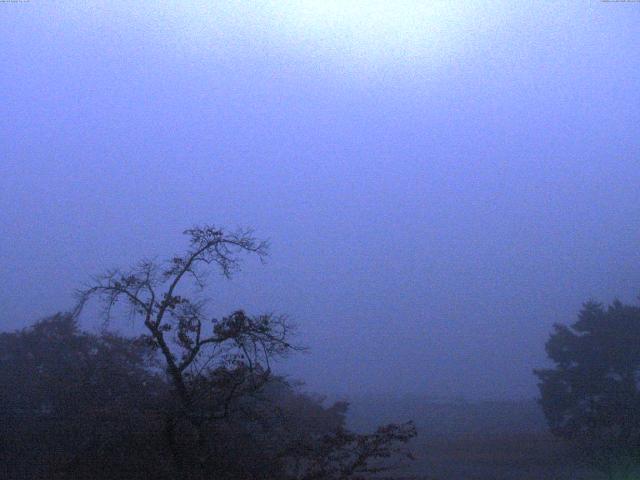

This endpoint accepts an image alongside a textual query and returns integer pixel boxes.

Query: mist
[2,0,639,406]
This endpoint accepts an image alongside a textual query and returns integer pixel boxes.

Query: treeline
[0,226,416,480]
[0,314,415,479]
[2,225,639,479]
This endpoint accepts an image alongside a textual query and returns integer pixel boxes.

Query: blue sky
[1,1,639,399]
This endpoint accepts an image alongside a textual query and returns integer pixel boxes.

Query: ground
[345,395,606,479]
[407,432,603,479]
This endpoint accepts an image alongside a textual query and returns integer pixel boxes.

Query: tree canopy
[1,225,416,479]
[535,300,640,477]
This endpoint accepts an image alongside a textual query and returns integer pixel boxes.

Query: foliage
[0,314,168,479]
[287,422,417,480]
[0,314,416,479]
[534,300,640,476]
[74,226,302,475]
[0,225,417,479]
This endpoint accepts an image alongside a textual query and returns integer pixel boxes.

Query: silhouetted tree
[74,226,299,476]
[0,314,416,479]
[286,421,417,480]
[534,300,640,478]
[70,225,416,479]
[0,314,169,480]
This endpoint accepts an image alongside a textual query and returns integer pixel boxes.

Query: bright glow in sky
[51,1,516,70]
[261,1,511,63]
[5,0,639,399]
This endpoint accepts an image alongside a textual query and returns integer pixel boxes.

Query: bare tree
[73,225,417,479]
[74,226,301,475]
[287,421,417,480]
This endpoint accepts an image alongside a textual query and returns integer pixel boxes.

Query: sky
[1,1,639,400]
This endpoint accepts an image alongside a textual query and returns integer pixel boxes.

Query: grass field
[345,395,606,479]
[405,432,603,479]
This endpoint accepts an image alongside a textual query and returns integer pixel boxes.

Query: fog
[2,1,639,402]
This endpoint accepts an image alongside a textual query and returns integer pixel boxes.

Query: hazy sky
[2,1,639,400]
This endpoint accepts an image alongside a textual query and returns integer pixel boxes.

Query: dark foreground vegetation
[0,314,415,479]
[535,300,640,479]
[0,226,416,480]
[1,226,639,480]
